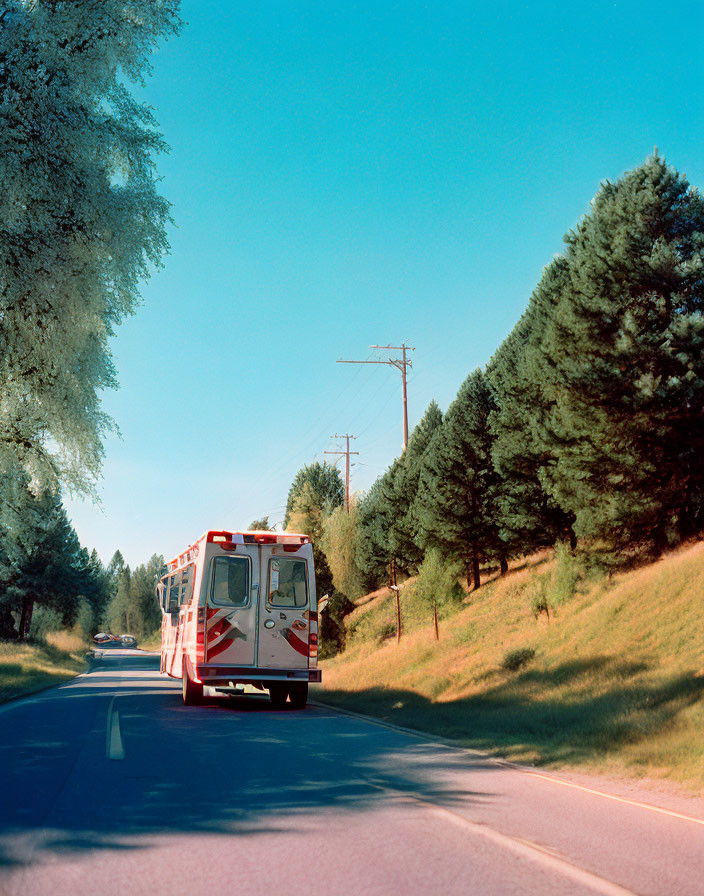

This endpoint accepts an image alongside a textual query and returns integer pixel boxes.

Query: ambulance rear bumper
[196,664,321,685]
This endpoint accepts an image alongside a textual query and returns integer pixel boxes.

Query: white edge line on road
[514,769,704,828]
[312,700,704,829]
[368,780,636,896]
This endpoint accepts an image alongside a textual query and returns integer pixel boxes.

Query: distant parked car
[120,634,137,648]
[93,632,111,643]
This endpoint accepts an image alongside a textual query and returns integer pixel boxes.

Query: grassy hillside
[0,631,87,704]
[318,541,704,794]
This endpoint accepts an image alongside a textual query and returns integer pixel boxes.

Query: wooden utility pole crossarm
[324,433,359,512]
[337,342,415,450]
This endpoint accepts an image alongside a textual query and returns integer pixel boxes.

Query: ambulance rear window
[210,557,250,607]
[268,558,308,608]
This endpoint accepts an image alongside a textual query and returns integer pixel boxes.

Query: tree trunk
[19,595,35,642]
[568,526,577,551]
[433,601,439,641]
[499,551,508,576]
[472,544,481,591]
[392,559,401,644]
[395,589,402,644]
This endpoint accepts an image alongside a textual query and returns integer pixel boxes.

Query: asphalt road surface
[1,652,703,896]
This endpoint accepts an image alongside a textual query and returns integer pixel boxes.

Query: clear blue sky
[66,0,704,567]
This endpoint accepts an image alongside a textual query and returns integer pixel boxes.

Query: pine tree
[391,401,443,573]
[355,478,393,590]
[105,565,131,634]
[414,369,503,590]
[487,259,576,554]
[535,153,704,551]
[374,455,405,573]
[0,470,84,638]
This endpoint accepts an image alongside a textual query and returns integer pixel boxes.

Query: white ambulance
[157,530,322,708]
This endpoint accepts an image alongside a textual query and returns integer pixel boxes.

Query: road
[0,652,703,896]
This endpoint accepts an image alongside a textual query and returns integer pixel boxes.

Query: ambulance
[157,530,323,708]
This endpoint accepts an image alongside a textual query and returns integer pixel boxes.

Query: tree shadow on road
[0,655,496,869]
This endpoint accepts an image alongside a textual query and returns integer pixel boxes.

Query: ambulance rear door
[257,543,313,669]
[204,544,260,666]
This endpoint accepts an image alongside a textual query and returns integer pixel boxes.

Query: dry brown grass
[0,636,87,704]
[139,630,162,651]
[46,629,87,653]
[319,541,704,794]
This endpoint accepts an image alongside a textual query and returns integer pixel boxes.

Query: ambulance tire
[269,683,289,709]
[182,659,203,705]
[288,682,308,709]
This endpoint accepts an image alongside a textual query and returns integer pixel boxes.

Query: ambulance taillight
[196,607,205,662]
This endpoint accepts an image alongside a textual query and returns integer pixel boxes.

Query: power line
[323,433,359,512]
[337,342,416,450]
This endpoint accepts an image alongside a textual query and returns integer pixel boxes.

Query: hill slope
[318,542,704,794]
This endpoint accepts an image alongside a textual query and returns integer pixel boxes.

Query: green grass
[501,646,536,671]
[0,637,87,704]
[318,542,704,795]
[138,630,162,651]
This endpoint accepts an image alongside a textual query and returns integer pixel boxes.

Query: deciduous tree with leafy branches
[0,0,181,494]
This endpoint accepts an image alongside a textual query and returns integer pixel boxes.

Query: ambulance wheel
[288,682,308,709]
[182,659,203,705]
[269,683,288,709]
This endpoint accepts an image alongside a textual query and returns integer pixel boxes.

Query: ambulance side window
[158,578,168,611]
[210,557,250,607]
[168,573,181,610]
[180,565,194,606]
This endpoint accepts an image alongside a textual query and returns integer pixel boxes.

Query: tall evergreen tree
[414,370,503,590]
[124,555,164,637]
[0,471,84,638]
[355,478,393,590]
[534,153,704,551]
[391,401,443,573]
[487,260,576,554]
[105,564,131,634]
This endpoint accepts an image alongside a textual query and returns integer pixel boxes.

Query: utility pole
[337,343,416,450]
[324,433,359,512]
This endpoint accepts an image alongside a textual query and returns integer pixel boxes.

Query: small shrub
[75,599,97,640]
[529,574,552,620]
[377,622,396,644]
[428,677,451,698]
[528,544,583,620]
[501,646,536,671]
[29,606,63,640]
[452,623,476,645]
[319,590,356,657]
[412,549,464,640]
[552,542,581,606]
[415,549,464,608]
